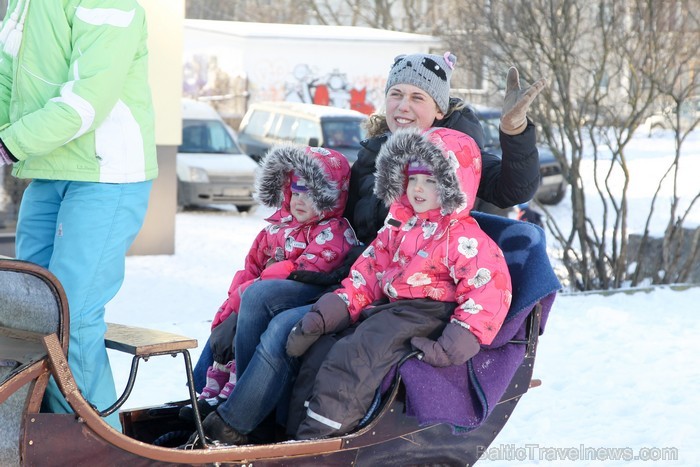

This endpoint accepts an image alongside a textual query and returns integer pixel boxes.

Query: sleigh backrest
[0,259,68,466]
[358,214,560,435]
[471,212,560,347]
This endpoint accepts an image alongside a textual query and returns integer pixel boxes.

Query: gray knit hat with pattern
[384,51,456,114]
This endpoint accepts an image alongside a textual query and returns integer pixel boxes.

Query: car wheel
[536,184,566,205]
[236,205,254,213]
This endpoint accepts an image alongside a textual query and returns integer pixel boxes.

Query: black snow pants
[292,298,456,439]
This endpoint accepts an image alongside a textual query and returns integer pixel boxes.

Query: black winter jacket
[344,99,540,245]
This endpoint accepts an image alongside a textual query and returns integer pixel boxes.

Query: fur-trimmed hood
[374,127,482,219]
[255,144,351,223]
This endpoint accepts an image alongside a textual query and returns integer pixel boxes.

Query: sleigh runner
[0,213,560,465]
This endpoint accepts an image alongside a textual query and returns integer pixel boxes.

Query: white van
[177,99,258,211]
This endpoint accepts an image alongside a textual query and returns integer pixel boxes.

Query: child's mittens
[286,293,350,357]
[286,312,324,358]
[410,321,481,367]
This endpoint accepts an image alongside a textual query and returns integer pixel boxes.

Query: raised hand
[500,67,547,135]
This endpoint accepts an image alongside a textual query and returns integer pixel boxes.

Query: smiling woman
[0,0,159,432]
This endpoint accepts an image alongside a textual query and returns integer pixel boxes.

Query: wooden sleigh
[0,214,560,466]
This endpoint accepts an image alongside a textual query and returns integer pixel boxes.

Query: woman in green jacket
[0,0,158,430]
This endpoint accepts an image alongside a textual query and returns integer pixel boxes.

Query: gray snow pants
[295,298,456,439]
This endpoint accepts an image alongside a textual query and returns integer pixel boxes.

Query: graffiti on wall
[284,64,375,115]
[183,55,378,115]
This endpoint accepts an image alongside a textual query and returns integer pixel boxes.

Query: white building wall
[183,20,440,118]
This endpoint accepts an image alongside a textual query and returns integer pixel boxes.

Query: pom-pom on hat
[385,51,456,114]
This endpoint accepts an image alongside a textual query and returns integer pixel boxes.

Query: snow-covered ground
[103,128,699,466]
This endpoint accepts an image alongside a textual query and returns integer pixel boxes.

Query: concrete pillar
[128,0,185,255]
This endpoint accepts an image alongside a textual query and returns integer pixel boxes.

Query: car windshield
[322,120,366,148]
[179,119,243,154]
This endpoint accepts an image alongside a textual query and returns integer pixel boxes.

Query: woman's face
[385,84,445,132]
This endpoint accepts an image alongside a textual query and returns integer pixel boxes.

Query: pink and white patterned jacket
[212,145,359,329]
[334,128,512,345]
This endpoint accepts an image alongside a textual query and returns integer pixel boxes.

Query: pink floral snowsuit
[211,146,358,329]
[296,128,513,438]
[337,129,512,345]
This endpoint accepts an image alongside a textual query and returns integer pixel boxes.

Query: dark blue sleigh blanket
[398,212,561,433]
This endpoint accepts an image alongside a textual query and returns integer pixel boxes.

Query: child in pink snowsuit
[198,144,358,414]
[286,127,513,439]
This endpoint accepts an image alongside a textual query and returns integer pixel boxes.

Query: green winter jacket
[0,0,157,183]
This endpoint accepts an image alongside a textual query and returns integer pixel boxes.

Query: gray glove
[410,321,480,367]
[286,293,350,357]
[500,67,547,135]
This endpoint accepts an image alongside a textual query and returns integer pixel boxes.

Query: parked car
[237,101,368,164]
[474,107,567,206]
[177,99,258,211]
[641,97,700,136]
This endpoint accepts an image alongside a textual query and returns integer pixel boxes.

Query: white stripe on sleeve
[75,6,135,27]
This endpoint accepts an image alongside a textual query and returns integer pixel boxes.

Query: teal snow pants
[15,179,152,430]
